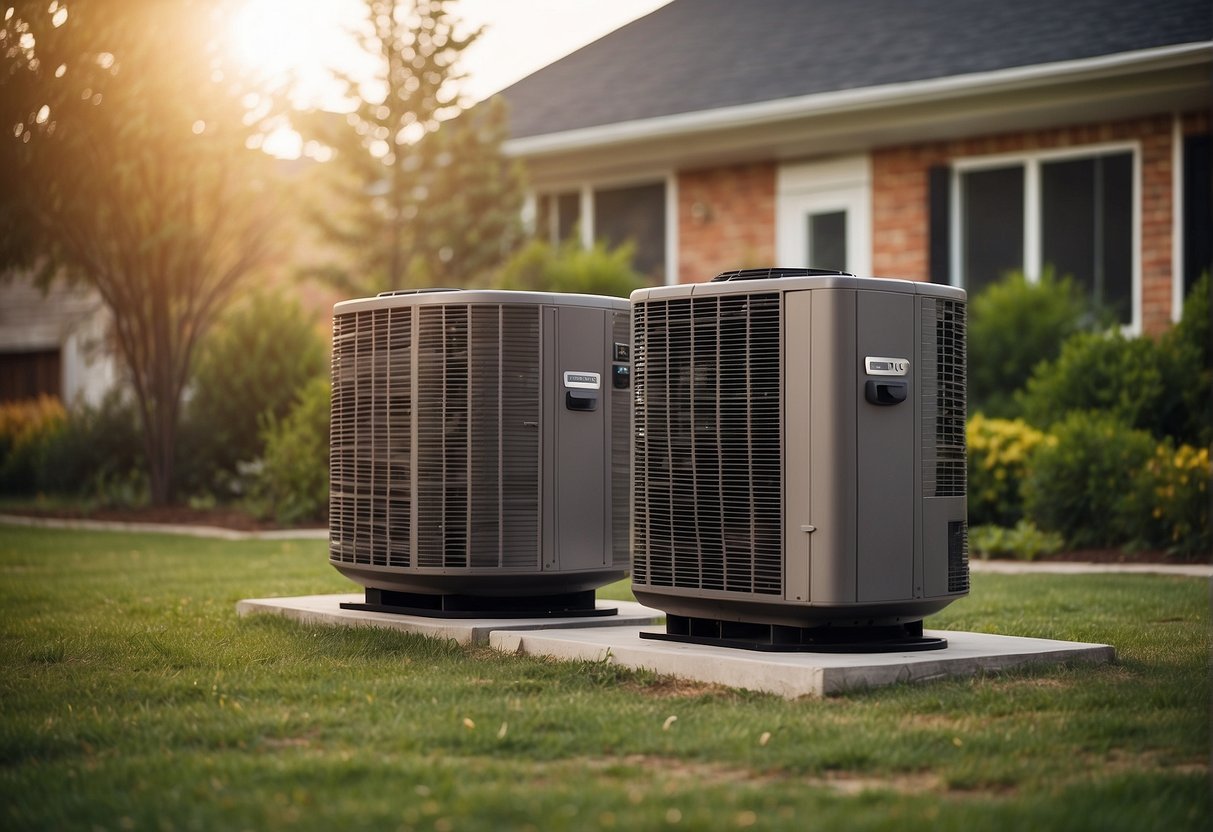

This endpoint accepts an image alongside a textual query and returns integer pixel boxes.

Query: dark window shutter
[1183,134,1211,298]
[928,165,951,285]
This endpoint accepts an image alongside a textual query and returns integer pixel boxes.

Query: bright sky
[228,0,671,155]
[457,0,671,102]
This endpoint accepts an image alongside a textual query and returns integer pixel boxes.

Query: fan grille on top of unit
[710,268,853,282]
[329,304,540,570]
[633,293,783,595]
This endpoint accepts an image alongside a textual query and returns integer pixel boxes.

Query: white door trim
[776,155,872,275]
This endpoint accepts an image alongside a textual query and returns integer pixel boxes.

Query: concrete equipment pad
[235,594,663,645]
[490,626,1115,698]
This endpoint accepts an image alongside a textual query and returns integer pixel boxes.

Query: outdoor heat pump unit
[630,269,968,651]
[328,289,631,617]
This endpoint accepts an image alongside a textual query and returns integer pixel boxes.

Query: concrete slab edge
[235,596,664,646]
[816,641,1117,696]
[489,629,1116,699]
[236,597,487,644]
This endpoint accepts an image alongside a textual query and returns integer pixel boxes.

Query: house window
[535,180,668,284]
[955,147,1137,325]
[0,349,61,402]
[535,190,581,244]
[593,183,666,282]
[1040,154,1133,323]
[959,166,1024,299]
[807,210,847,273]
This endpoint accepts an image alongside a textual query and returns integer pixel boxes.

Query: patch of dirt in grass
[623,676,743,700]
[815,770,946,796]
[898,713,962,729]
[1096,749,1209,777]
[258,736,313,751]
[579,755,948,797]
[582,755,781,787]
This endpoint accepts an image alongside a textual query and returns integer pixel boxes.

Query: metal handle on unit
[865,380,907,405]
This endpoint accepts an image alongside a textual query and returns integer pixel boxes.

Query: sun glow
[228,0,371,102]
[226,0,372,155]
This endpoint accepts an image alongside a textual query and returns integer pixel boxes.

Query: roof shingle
[497,0,1212,140]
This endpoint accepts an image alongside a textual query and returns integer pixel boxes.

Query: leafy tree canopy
[1,0,286,503]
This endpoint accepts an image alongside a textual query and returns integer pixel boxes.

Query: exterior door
[777,156,871,275]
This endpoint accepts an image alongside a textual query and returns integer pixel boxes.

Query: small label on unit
[563,371,601,390]
[865,356,910,376]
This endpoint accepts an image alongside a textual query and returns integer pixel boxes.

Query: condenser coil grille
[633,293,783,595]
[330,304,540,569]
[921,298,967,498]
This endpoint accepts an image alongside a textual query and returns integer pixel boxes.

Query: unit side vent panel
[921,298,967,498]
[632,294,783,596]
[611,313,631,569]
[948,520,970,593]
[330,304,539,572]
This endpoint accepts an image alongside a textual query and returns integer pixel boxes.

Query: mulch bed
[1029,547,1194,565]
[2,505,321,532]
[0,507,1201,563]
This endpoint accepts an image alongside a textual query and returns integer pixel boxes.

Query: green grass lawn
[0,524,1207,831]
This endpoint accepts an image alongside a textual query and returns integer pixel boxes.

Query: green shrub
[1018,275,1209,446]
[33,392,147,502]
[969,521,1065,561]
[966,414,1048,527]
[183,289,327,495]
[967,270,1087,417]
[1022,412,1156,549]
[1017,330,1175,437]
[0,396,66,494]
[251,377,330,526]
[1122,442,1210,559]
[1159,273,1210,447]
[492,238,645,297]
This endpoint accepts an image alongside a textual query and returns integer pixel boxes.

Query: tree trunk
[138,389,178,507]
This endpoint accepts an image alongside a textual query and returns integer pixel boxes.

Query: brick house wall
[676,162,776,283]
[667,111,1206,332]
[870,111,1210,335]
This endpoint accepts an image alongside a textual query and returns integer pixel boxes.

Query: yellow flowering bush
[1130,443,1211,558]
[967,414,1050,527]
[0,396,66,452]
[0,396,67,493]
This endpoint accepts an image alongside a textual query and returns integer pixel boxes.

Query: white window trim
[949,141,1143,333]
[528,171,677,285]
[665,172,678,286]
[1171,114,1185,322]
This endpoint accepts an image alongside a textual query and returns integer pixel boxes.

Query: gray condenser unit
[630,269,968,650]
[329,289,631,616]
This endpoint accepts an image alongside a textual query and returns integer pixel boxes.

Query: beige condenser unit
[328,289,631,617]
[630,269,968,651]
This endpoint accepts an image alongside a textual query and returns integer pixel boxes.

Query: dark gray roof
[497,0,1212,140]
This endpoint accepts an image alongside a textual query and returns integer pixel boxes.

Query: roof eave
[503,41,1213,159]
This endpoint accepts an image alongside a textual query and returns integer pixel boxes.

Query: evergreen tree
[305,0,524,294]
